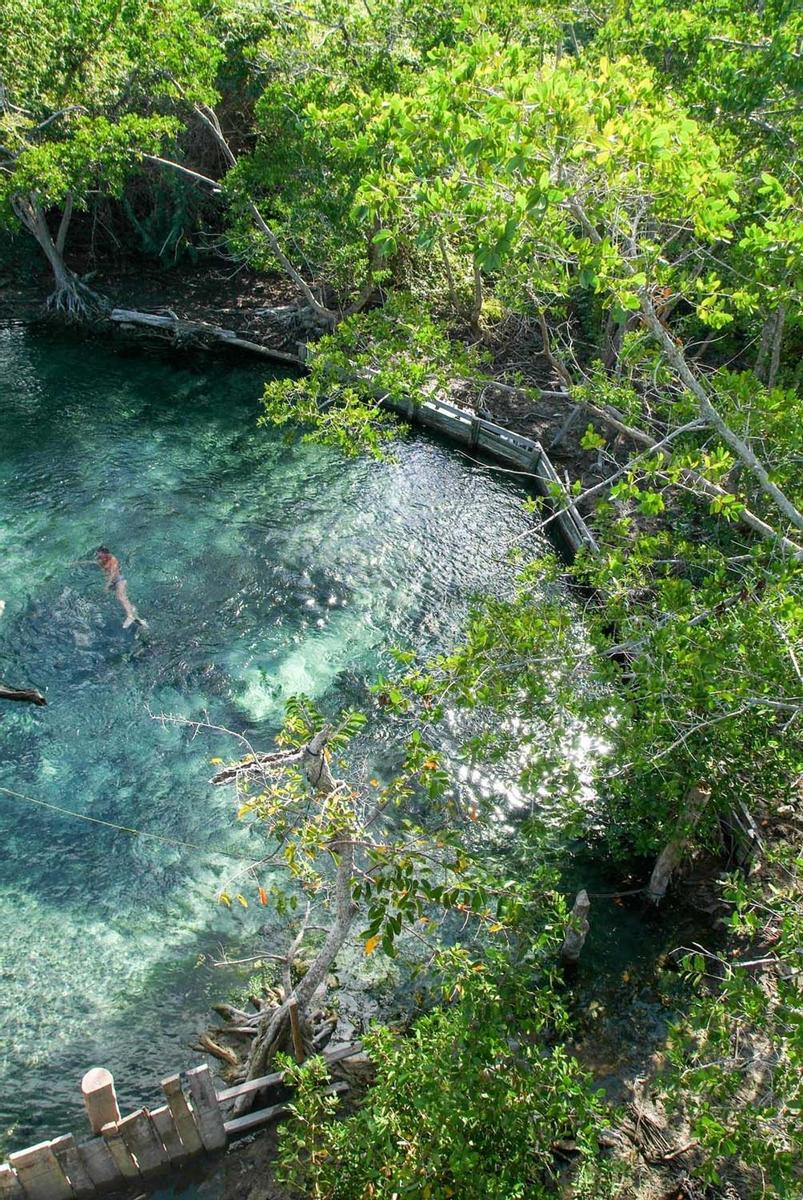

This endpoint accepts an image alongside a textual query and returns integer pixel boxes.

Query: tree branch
[639,294,803,534]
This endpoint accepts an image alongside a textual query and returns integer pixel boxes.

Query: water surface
[0,326,546,1152]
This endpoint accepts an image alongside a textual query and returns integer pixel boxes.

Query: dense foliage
[277,949,609,1200]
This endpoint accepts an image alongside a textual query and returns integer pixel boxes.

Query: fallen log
[0,683,47,706]
[108,309,304,367]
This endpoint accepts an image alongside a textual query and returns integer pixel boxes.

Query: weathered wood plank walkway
[0,1044,362,1197]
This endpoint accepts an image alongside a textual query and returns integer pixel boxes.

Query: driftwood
[0,683,46,706]
[108,308,304,366]
[193,1034,239,1068]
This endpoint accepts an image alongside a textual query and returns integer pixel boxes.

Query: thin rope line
[0,783,253,861]
[0,786,649,898]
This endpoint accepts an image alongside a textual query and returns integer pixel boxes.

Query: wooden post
[560,890,591,965]
[99,1123,139,1181]
[149,1105,189,1165]
[185,1066,227,1152]
[469,415,480,451]
[117,1111,169,1177]
[81,1069,120,1136]
[7,1143,73,1200]
[50,1135,96,1198]
[161,1075,204,1155]
[0,1165,25,1200]
[74,1137,122,1192]
[288,998,305,1064]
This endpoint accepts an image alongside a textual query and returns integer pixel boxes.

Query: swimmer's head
[96,546,112,564]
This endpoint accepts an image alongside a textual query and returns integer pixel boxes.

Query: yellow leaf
[218,891,232,907]
[209,757,224,765]
[369,778,380,787]
[488,922,503,933]
[364,935,381,955]
[236,894,248,908]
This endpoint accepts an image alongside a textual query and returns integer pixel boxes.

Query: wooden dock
[0,1044,361,1197]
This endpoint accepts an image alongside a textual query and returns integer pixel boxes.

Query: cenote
[0,324,565,1156]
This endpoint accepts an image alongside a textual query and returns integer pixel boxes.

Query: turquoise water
[0,325,546,1155]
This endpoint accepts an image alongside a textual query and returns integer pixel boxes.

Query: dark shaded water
[0,326,555,1154]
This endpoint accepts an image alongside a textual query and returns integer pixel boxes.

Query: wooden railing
[0,1044,362,1198]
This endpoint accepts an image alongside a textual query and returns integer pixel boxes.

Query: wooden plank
[224,1083,349,1138]
[8,1142,74,1200]
[99,1124,139,1181]
[149,1105,189,1165]
[477,416,537,447]
[50,1136,96,1199]
[427,405,470,425]
[185,1066,227,1152]
[216,1041,363,1103]
[73,1138,122,1192]
[0,1165,25,1200]
[223,1099,288,1138]
[117,1110,169,1177]
[469,415,480,450]
[418,411,463,435]
[475,431,532,466]
[161,1075,203,1156]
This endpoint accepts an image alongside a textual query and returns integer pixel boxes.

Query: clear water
[0,325,547,1157]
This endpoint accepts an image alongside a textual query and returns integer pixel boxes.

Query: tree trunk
[230,728,357,1117]
[469,261,484,335]
[640,294,803,535]
[10,192,104,320]
[646,785,710,903]
[754,303,786,385]
[560,890,590,964]
[767,302,786,390]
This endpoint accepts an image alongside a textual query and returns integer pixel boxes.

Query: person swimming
[95,546,147,629]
